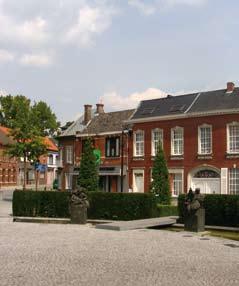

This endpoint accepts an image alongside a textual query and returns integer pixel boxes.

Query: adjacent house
[57,104,134,192]
[0,126,18,189]
[126,82,239,196]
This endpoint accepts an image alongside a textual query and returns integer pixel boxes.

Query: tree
[78,138,99,192]
[3,96,49,190]
[150,142,171,204]
[0,95,59,136]
[31,101,60,136]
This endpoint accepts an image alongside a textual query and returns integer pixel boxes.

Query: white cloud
[65,4,116,46]
[0,4,48,47]
[128,0,157,15]
[101,88,167,110]
[19,53,52,67]
[128,0,207,15]
[0,49,15,62]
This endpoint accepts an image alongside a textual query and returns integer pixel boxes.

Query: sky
[0,0,239,124]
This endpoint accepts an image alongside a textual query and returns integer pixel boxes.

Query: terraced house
[57,104,134,192]
[127,82,239,196]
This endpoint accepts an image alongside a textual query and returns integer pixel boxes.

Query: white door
[191,178,220,194]
[133,171,144,193]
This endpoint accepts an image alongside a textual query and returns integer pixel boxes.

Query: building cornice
[125,109,239,124]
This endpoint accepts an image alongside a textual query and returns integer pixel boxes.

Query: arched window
[194,170,220,178]
[134,130,144,156]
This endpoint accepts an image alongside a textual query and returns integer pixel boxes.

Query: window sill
[170,155,184,160]
[133,156,145,161]
[226,153,239,159]
[197,154,213,160]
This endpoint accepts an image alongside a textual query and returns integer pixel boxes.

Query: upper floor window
[48,154,53,165]
[198,124,212,154]
[105,137,120,157]
[227,122,239,154]
[66,146,73,164]
[171,127,183,155]
[151,129,163,156]
[134,130,144,156]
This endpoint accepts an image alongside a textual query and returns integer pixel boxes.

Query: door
[191,178,220,194]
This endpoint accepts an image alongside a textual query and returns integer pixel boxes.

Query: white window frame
[151,128,163,156]
[171,127,184,156]
[229,168,239,195]
[66,146,73,164]
[132,169,144,193]
[227,122,239,154]
[169,169,184,197]
[133,130,144,157]
[198,124,212,155]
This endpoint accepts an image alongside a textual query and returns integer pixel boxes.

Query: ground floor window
[229,168,239,195]
[65,173,72,190]
[172,173,183,196]
[133,170,144,193]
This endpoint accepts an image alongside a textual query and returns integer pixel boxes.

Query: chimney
[96,103,104,114]
[84,104,92,125]
[226,82,235,93]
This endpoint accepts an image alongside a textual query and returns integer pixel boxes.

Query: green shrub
[178,194,239,227]
[13,190,70,218]
[12,191,158,221]
[157,204,178,217]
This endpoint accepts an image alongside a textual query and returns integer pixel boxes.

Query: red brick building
[0,126,18,188]
[127,82,239,196]
[57,104,134,192]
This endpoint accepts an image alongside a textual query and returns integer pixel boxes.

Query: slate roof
[131,87,239,120]
[60,109,95,137]
[79,109,135,135]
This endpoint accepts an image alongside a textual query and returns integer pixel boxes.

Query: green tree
[4,96,49,190]
[150,142,171,204]
[78,138,99,192]
[0,95,59,136]
[31,101,60,136]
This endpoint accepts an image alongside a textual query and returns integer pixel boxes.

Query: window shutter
[220,168,228,194]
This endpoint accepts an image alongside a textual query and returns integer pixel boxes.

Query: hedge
[12,191,158,221]
[157,204,178,217]
[178,194,239,227]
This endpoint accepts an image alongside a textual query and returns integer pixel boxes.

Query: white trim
[151,128,163,156]
[170,169,184,197]
[171,126,184,156]
[125,108,239,124]
[132,169,144,193]
[198,124,212,155]
[77,131,122,137]
[133,130,144,157]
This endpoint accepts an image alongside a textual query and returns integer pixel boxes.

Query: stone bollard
[70,188,89,224]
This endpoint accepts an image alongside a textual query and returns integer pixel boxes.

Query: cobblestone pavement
[0,218,238,286]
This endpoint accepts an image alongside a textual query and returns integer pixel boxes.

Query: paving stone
[0,208,238,286]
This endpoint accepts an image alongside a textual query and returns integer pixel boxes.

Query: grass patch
[208,230,239,241]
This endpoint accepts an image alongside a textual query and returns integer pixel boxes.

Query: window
[198,125,212,154]
[171,127,183,155]
[133,169,144,192]
[134,130,144,156]
[66,146,73,164]
[48,154,53,165]
[229,168,239,194]
[105,137,120,157]
[172,173,183,196]
[227,122,239,153]
[152,129,163,156]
